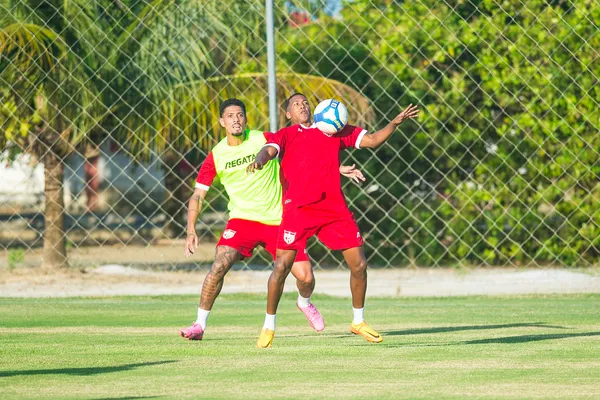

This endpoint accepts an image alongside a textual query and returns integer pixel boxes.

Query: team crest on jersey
[223,229,236,239]
[283,230,296,245]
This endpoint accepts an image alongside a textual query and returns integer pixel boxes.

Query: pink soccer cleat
[297,303,325,332]
[180,323,204,340]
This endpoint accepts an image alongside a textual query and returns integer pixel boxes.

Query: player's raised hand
[246,161,263,174]
[392,104,420,125]
[340,164,366,184]
[185,232,198,257]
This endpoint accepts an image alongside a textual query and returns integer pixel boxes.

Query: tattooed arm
[185,187,208,257]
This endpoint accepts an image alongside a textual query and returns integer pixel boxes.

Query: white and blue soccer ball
[313,99,348,134]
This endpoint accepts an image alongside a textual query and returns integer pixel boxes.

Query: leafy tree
[278,0,600,266]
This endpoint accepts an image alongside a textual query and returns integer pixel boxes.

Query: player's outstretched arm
[359,104,420,149]
[247,145,278,173]
[185,187,208,257]
[340,164,366,184]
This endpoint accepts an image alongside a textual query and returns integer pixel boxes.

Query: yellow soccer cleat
[350,321,383,343]
[256,328,275,348]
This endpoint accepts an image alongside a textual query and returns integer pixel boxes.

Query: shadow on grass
[463,331,600,344]
[381,322,567,336]
[0,360,176,378]
[374,331,600,348]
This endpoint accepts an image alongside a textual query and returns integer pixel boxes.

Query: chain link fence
[1,0,599,271]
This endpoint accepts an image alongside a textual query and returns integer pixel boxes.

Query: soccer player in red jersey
[180,98,365,341]
[248,93,419,347]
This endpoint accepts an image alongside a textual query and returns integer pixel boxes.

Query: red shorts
[277,202,364,251]
[217,218,309,262]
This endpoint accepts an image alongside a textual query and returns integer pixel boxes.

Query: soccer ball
[313,99,348,134]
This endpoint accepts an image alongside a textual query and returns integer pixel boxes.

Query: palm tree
[0,1,104,268]
[1,0,375,267]
[0,0,220,265]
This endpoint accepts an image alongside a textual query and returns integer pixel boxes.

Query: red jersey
[266,124,367,208]
[195,151,216,191]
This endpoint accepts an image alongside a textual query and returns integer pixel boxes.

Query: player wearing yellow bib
[180,99,364,340]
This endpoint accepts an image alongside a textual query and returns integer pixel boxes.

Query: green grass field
[1,294,599,399]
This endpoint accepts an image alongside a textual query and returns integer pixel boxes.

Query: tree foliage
[279,0,600,266]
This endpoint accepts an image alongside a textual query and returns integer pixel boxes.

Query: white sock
[297,294,311,308]
[196,308,210,330]
[263,313,276,331]
[353,307,364,325]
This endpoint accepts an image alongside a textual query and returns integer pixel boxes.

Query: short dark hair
[285,93,307,110]
[220,98,246,117]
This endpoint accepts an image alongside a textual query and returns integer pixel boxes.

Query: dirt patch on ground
[0,241,217,269]
[1,266,599,298]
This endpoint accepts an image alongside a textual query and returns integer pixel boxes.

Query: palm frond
[120,72,375,156]
[0,24,63,79]
[0,23,100,151]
